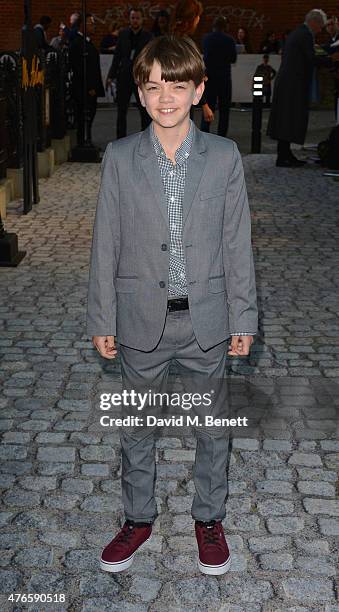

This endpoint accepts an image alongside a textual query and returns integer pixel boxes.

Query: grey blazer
[86,123,258,351]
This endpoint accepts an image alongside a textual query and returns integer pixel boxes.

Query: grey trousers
[118,309,230,523]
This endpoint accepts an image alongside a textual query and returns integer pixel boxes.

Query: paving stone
[13,548,53,567]
[267,517,305,534]
[61,478,94,494]
[263,439,293,451]
[0,445,28,460]
[79,574,121,596]
[44,494,80,510]
[18,476,57,491]
[303,499,339,516]
[248,536,291,553]
[288,452,323,467]
[297,481,336,496]
[26,570,66,592]
[81,464,110,477]
[129,575,162,602]
[297,467,337,482]
[36,446,76,462]
[318,518,339,536]
[39,531,79,548]
[281,578,335,603]
[295,556,336,575]
[265,468,294,480]
[220,576,274,603]
[232,438,260,451]
[256,481,294,494]
[257,499,294,516]
[80,495,122,513]
[294,538,330,555]
[2,489,40,508]
[0,569,23,590]
[259,553,293,570]
[79,445,114,462]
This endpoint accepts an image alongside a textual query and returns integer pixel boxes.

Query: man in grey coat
[267,9,339,167]
[87,35,257,577]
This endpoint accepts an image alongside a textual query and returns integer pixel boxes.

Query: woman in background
[170,0,214,124]
[151,10,170,37]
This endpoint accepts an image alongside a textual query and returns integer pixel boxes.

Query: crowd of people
[32,2,339,161]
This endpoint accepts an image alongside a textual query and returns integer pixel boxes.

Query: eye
[146,86,157,91]
[175,85,186,89]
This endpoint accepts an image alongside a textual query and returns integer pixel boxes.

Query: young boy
[87,35,257,575]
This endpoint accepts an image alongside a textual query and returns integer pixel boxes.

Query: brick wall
[1,1,338,52]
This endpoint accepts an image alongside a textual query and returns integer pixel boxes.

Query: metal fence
[0,45,73,175]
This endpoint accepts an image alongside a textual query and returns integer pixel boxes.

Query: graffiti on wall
[94,3,270,30]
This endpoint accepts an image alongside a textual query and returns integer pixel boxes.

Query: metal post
[0,211,26,266]
[22,0,40,213]
[251,76,264,154]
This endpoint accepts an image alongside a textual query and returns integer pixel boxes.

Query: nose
[159,86,174,103]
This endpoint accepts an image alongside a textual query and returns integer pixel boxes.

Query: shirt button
[169,171,173,176]
[159,281,166,288]
[161,244,167,251]
[170,196,175,202]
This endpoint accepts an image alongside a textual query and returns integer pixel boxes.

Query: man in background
[106,7,152,138]
[33,16,52,50]
[254,54,276,107]
[267,9,339,167]
[69,13,105,145]
[200,16,237,137]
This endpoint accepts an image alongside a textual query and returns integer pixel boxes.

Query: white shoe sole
[100,534,152,573]
[198,554,231,575]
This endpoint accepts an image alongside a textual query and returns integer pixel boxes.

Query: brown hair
[133,34,205,87]
[170,0,203,36]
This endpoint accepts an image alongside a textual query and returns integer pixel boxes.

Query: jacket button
[159,281,166,288]
[161,244,167,251]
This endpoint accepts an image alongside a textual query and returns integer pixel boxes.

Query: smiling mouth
[158,109,177,113]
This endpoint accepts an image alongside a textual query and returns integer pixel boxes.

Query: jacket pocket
[115,277,138,293]
[200,188,226,201]
[208,275,226,293]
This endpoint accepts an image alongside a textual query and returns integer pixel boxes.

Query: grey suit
[86,123,257,350]
[86,123,258,523]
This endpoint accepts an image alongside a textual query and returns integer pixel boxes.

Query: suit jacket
[267,24,331,144]
[203,31,237,80]
[69,33,105,100]
[86,124,258,351]
[107,27,152,82]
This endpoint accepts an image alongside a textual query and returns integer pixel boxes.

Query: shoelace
[198,521,225,549]
[113,521,149,550]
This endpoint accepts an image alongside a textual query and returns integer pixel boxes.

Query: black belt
[167,296,189,312]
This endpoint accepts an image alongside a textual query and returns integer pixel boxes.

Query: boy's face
[138,61,204,130]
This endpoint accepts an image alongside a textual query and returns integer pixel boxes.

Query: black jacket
[267,24,331,144]
[107,27,152,81]
[203,31,237,80]
[69,33,105,100]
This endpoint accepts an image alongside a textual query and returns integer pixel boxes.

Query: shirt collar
[151,119,194,165]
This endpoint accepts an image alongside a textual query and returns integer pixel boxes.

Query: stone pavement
[0,148,339,611]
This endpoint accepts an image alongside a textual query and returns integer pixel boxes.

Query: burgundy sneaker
[100,520,152,573]
[195,520,231,575]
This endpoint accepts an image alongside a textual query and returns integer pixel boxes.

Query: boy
[87,35,257,575]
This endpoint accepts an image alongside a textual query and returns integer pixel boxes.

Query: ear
[192,80,205,106]
[138,85,146,108]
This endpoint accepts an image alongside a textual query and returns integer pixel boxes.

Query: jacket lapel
[138,126,169,228]
[138,122,207,229]
[182,126,207,226]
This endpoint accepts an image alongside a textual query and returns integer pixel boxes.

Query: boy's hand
[228,335,254,356]
[92,335,117,359]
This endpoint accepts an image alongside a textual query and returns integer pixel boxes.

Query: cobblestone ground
[0,151,339,612]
